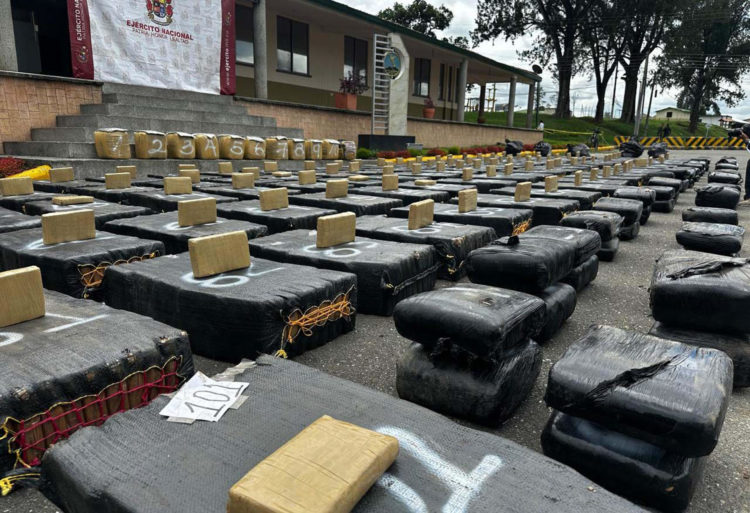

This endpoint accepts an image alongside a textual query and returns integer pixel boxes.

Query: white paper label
[159,372,249,422]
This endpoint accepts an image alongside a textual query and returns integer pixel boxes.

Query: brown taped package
[228,415,398,513]
[245,137,266,160]
[515,182,532,202]
[316,212,356,248]
[232,173,255,189]
[179,169,201,184]
[287,139,306,160]
[49,167,75,183]
[326,179,348,199]
[188,231,250,278]
[544,176,558,193]
[166,132,196,159]
[304,160,316,171]
[298,170,316,185]
[116,165,138,179]
[105,173,131,190]
[0,177,33,196]
[0,266,45,329]
[408,199,434,230]
[219,135,246,160]
[52,196,94,206]
[462,168,473,181]
[164,177,193,195]
[265,138,289,160]
[341,141,357,160]
[195,134,220,159]
[178,198,217,227]
[94,129,131,159]
[458,189,477,213]
[42,210,95,245]
[305,139,323,160]
[264,161,279,173]
[382,175,399,191]
[322,139,340,160]
[242,167,261,179]
[259,188,289,211]
[134,131,167,159]
[218,162,234,175]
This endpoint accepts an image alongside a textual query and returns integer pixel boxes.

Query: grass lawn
[464,111,729,147]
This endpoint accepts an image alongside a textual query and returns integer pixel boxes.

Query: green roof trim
[303,0,541,83]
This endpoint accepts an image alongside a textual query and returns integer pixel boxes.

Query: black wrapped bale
[103,212,267,254]
[522,225,602,266]
[23,199,151,229]
[0,290,193,474]
[504,140,524,155]
[559,210,623,242]
[636,185,675,202]
[682,207,738,225]
[619,220,640,240]
[613,187,656,213]
[639,205,651,225]
[288,192,402,216]
[491,187,600,210]
[0,229,164,299]
[646,176,684,194]
[396,340,541,426]
[466,237,577,293]
[714,163,738,171]
[399,181,477,197]
[695,184,741,210]
[708,171,742,185]
[217,200,336,234]
[593,197,643,229]
[453,195,579,226]
[557,182,621,196]
[393,284,545,359]
[344,186,450,206]
[649,322,749,388]
[652,198,676,213]
[650,249,750,333]
[0,192,57,212]
[438,178,518,193]
[120,190,237,212]
[675,222,744,256]
[66,185,161,205]
[354,215,495,280]
[535,283,577,342]
[84,177,163,188]
[561,255,599,291]
[647,141,668,157]
[567,143,590,157]
[33,180,94,194]
[535,140,552,156]
[104,254,356,360]
[249,230,438,315]
[192,184,301,200]
[389,202,533,237]
[619,140,644,157]
[0,206,40,233]
[40,356,647,513]
[542,411,705,513]
[545,325,733,456]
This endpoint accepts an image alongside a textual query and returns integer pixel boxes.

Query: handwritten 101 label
[159,372,248,422]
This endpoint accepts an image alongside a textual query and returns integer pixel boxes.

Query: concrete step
[81,103,272,125]
[100,93,254,116]
[101,82,234,104]
[54,115,303,138]
[0,155,315,179]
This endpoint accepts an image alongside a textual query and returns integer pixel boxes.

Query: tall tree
[655,0,750,132]
[378,0,454,37]
[617,0,675,123]
[473,0,597,119]
[580,0,627,122]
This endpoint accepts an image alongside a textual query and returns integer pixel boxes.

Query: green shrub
[408,148,423,157]
[446,146,460,155]
[356,147,374,159]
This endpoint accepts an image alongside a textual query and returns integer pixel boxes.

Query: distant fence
[613,136,745,149]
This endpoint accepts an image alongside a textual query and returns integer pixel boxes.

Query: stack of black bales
[593,197,643,240]
[394,284,545,425]
[464,235,577,341]
[560,210,624,261]
[695,184,741,209]
[649,249,750,388]
[708,157,742,185]
[542,325,733,512]
[675,222,745,256]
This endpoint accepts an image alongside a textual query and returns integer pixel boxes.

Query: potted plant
[335,73,368,110]
[423,97,436,119]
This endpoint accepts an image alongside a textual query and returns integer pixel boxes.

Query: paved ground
[4,150,749,512]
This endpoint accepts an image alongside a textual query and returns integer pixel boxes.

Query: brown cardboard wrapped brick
[304,160,316,170]
[0,266,45,329]
[326,180,348,199]
[245,137,266,160]
[298,170,316,185]
[49,167,75,183]
[382,165,394,175]
[382,175,398,191]
[316,213,355,248]
[287,139,306,160]
[178,198,217,227]
[414,179,436,186]
[188,231,250,278]
[166,132,196,159]
[179,169,201,184]
[116,165,138,179]
[218,162,234,175]
[52,196,94,206]
[486,165,497,177]
[408,200,434,230]
[349,161,361,172]
[134,131,167,159]
[219,135,246,160]
[195,134,220,159]
[322,139,340,160]
[264,161,278,173]
[515,182,532,201]
[305,139,323,160]
[164,177,192,195]
[0,177,33,196]
[232,173,255,189]
[544,176,558,193]
[265,138,289,160]
[242,167,260,179]
[435,161,445,172]
[227,415,398,513]
[94,129,131,159]
[458,189,477,213]
[259,188,288,211]
[462,168,473,181]
[341,141,357,160]
[105,173,131,190]
[42,210,95,245]
[326,163,340,176]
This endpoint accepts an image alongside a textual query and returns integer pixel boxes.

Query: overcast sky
[346,0,750,124]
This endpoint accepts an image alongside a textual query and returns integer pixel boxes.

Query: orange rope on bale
[77,252,159,291]
[277,288,355,358]
[512,219,532,236]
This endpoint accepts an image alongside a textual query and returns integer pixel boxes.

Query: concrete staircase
[2,83,306,178]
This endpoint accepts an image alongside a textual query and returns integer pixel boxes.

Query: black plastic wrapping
[650,249,750,333]
[217,200,336,234]
[399,181,477,197]
[0,229,165,299]
[522,225,602,265]
[40,356,646,513]
[66,185,161,205]
[619,220,640,240]
[535,283,577,342]
[120,190,237,212]
[439,178,518,193]
[288,192,402,216]
[0,206,40,233]
[249,229,438,316]
[33,180,96,194]
[542,411,705,513]
[491,187,600,210]
[0,289,193,473]
[675,222,744,256]
[559,210,623,242]
[388,202,533,237]
[639,206,651,225]
[103,212,267,254]
[23,200,151,229]
[393,284,545,359]
[545,325,733,457]
[192,184,301,200]
[620,140,644,157]
[708,171,742,185]
[593,197,643,227]
[396,339,541,426]
[652,198,677,213]
[646,176,683,194]
[647,142,668,157]
[535,141,552,156]
[104,254,356,360]
[682,207,738,225]
[695,184,741,210]
[354,215,495,280]
[714,162,739,171]
[344,186,450,206]
[566,143,590,157]
[561,255,599,291]
[505,140,524,155]
[453,194,579,226]
[613,187,656,207]
[0,192,57,212]
[466,236,576,293]
[649,321,749,388]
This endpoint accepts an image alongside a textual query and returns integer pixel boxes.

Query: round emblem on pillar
[383,50,403,80]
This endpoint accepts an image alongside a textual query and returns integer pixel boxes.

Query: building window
[344,36,367,81]
[447,66,453,103]
[438,63,445,100]
[413,58,430,97]
[277,16,309,75]
[454,68,460,102]
[236,5,254,65]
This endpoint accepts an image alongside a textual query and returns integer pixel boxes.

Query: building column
[252,0,268,99]
[526,82,535,129]
[477,84,486,122]
[456,59,468,122]
[0,0,18,72]
[507,76,517,127]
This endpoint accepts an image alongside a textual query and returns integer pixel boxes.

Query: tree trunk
[619,55,644,123]
[555,56,573,119]
[688,69,706,134]
[594,82,607,123]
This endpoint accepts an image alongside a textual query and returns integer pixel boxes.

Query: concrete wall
[240,98,541,148]
[0,72,101,152]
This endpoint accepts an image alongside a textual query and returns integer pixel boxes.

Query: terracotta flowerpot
[334,92,357,110]
[423,107,435,119]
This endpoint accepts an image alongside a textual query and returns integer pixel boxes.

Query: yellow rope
[0,473,40,496]
[78,252,159,289]
[512,219,532,236]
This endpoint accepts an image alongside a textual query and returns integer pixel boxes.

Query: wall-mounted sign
[383,50,402,80]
